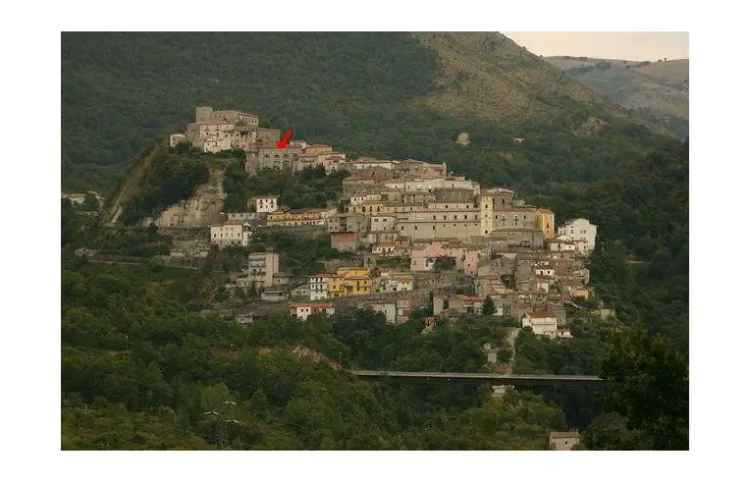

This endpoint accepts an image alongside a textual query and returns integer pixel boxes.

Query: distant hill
[545,56,688,139]
[62,32,678,193]
[412,33,599,123]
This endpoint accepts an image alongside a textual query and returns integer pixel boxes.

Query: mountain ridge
[545,56,688,139]
[62,32,677,193]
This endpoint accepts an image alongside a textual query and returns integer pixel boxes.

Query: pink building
[409,241,480,276]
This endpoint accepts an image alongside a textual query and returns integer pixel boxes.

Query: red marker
[276,128,293,148]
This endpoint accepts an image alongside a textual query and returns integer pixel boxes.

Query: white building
[557,218,597,255]
[521,310,559,338]
[255,195,279,213]
[309,273,331,301]
[548,239,577,253]
[210,222,252,248]
[369,302,398,324]
[376,272,415,293]
[289,303,335,321]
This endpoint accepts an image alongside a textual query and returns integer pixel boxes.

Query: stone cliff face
[150,167,226,228]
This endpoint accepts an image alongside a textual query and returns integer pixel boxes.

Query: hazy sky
[503,32,688,61]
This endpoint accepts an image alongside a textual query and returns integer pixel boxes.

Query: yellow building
[328,267,373,297]
[535,208,556,240]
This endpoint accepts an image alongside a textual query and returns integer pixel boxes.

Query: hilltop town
[57,31,690,453]
[87,105,596,343]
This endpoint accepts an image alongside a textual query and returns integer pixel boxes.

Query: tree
[601,328,688,449]
[82,192,100,211]
[584,412,644,450]
[481,296,496,316]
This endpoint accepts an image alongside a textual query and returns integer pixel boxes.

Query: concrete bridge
[350,370,604,386]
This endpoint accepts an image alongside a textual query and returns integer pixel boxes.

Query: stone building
[180,106,283,155]
[196,106,259,126]
[410,241,481,276]
[327,213,369,235]
[370,215,397,232]
[254,145,304,171]
[432,293,484,316]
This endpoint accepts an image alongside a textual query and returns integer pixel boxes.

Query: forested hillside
[61,248,571,449]
[63,32,668,192]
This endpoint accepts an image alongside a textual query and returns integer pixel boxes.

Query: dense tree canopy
[61,254,573,449]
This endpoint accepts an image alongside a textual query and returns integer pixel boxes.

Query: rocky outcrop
[148,167,226,228]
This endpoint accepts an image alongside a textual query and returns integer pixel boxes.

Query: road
[350,370,604,385]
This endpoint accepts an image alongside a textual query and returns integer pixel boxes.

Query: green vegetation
[120,149,211,225]
[61,257,568,450]
[481,296,496,316]
[223,163,348,212]
[532,142,689,351]
[250,230,342,276]
[600,329,688,449]
[63,32,674,194]
[63,199,172,258]
[62,32,437,191]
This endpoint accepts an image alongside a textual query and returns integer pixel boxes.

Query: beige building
[549,431,581,450]
[182,106,280,155]
[255,145,304,171]
[266,208,336,227]
[247,252,280,289]
[186,120,235,153]
[255,195,279,213]
[521,310,560,338]
[209,222,252,248]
